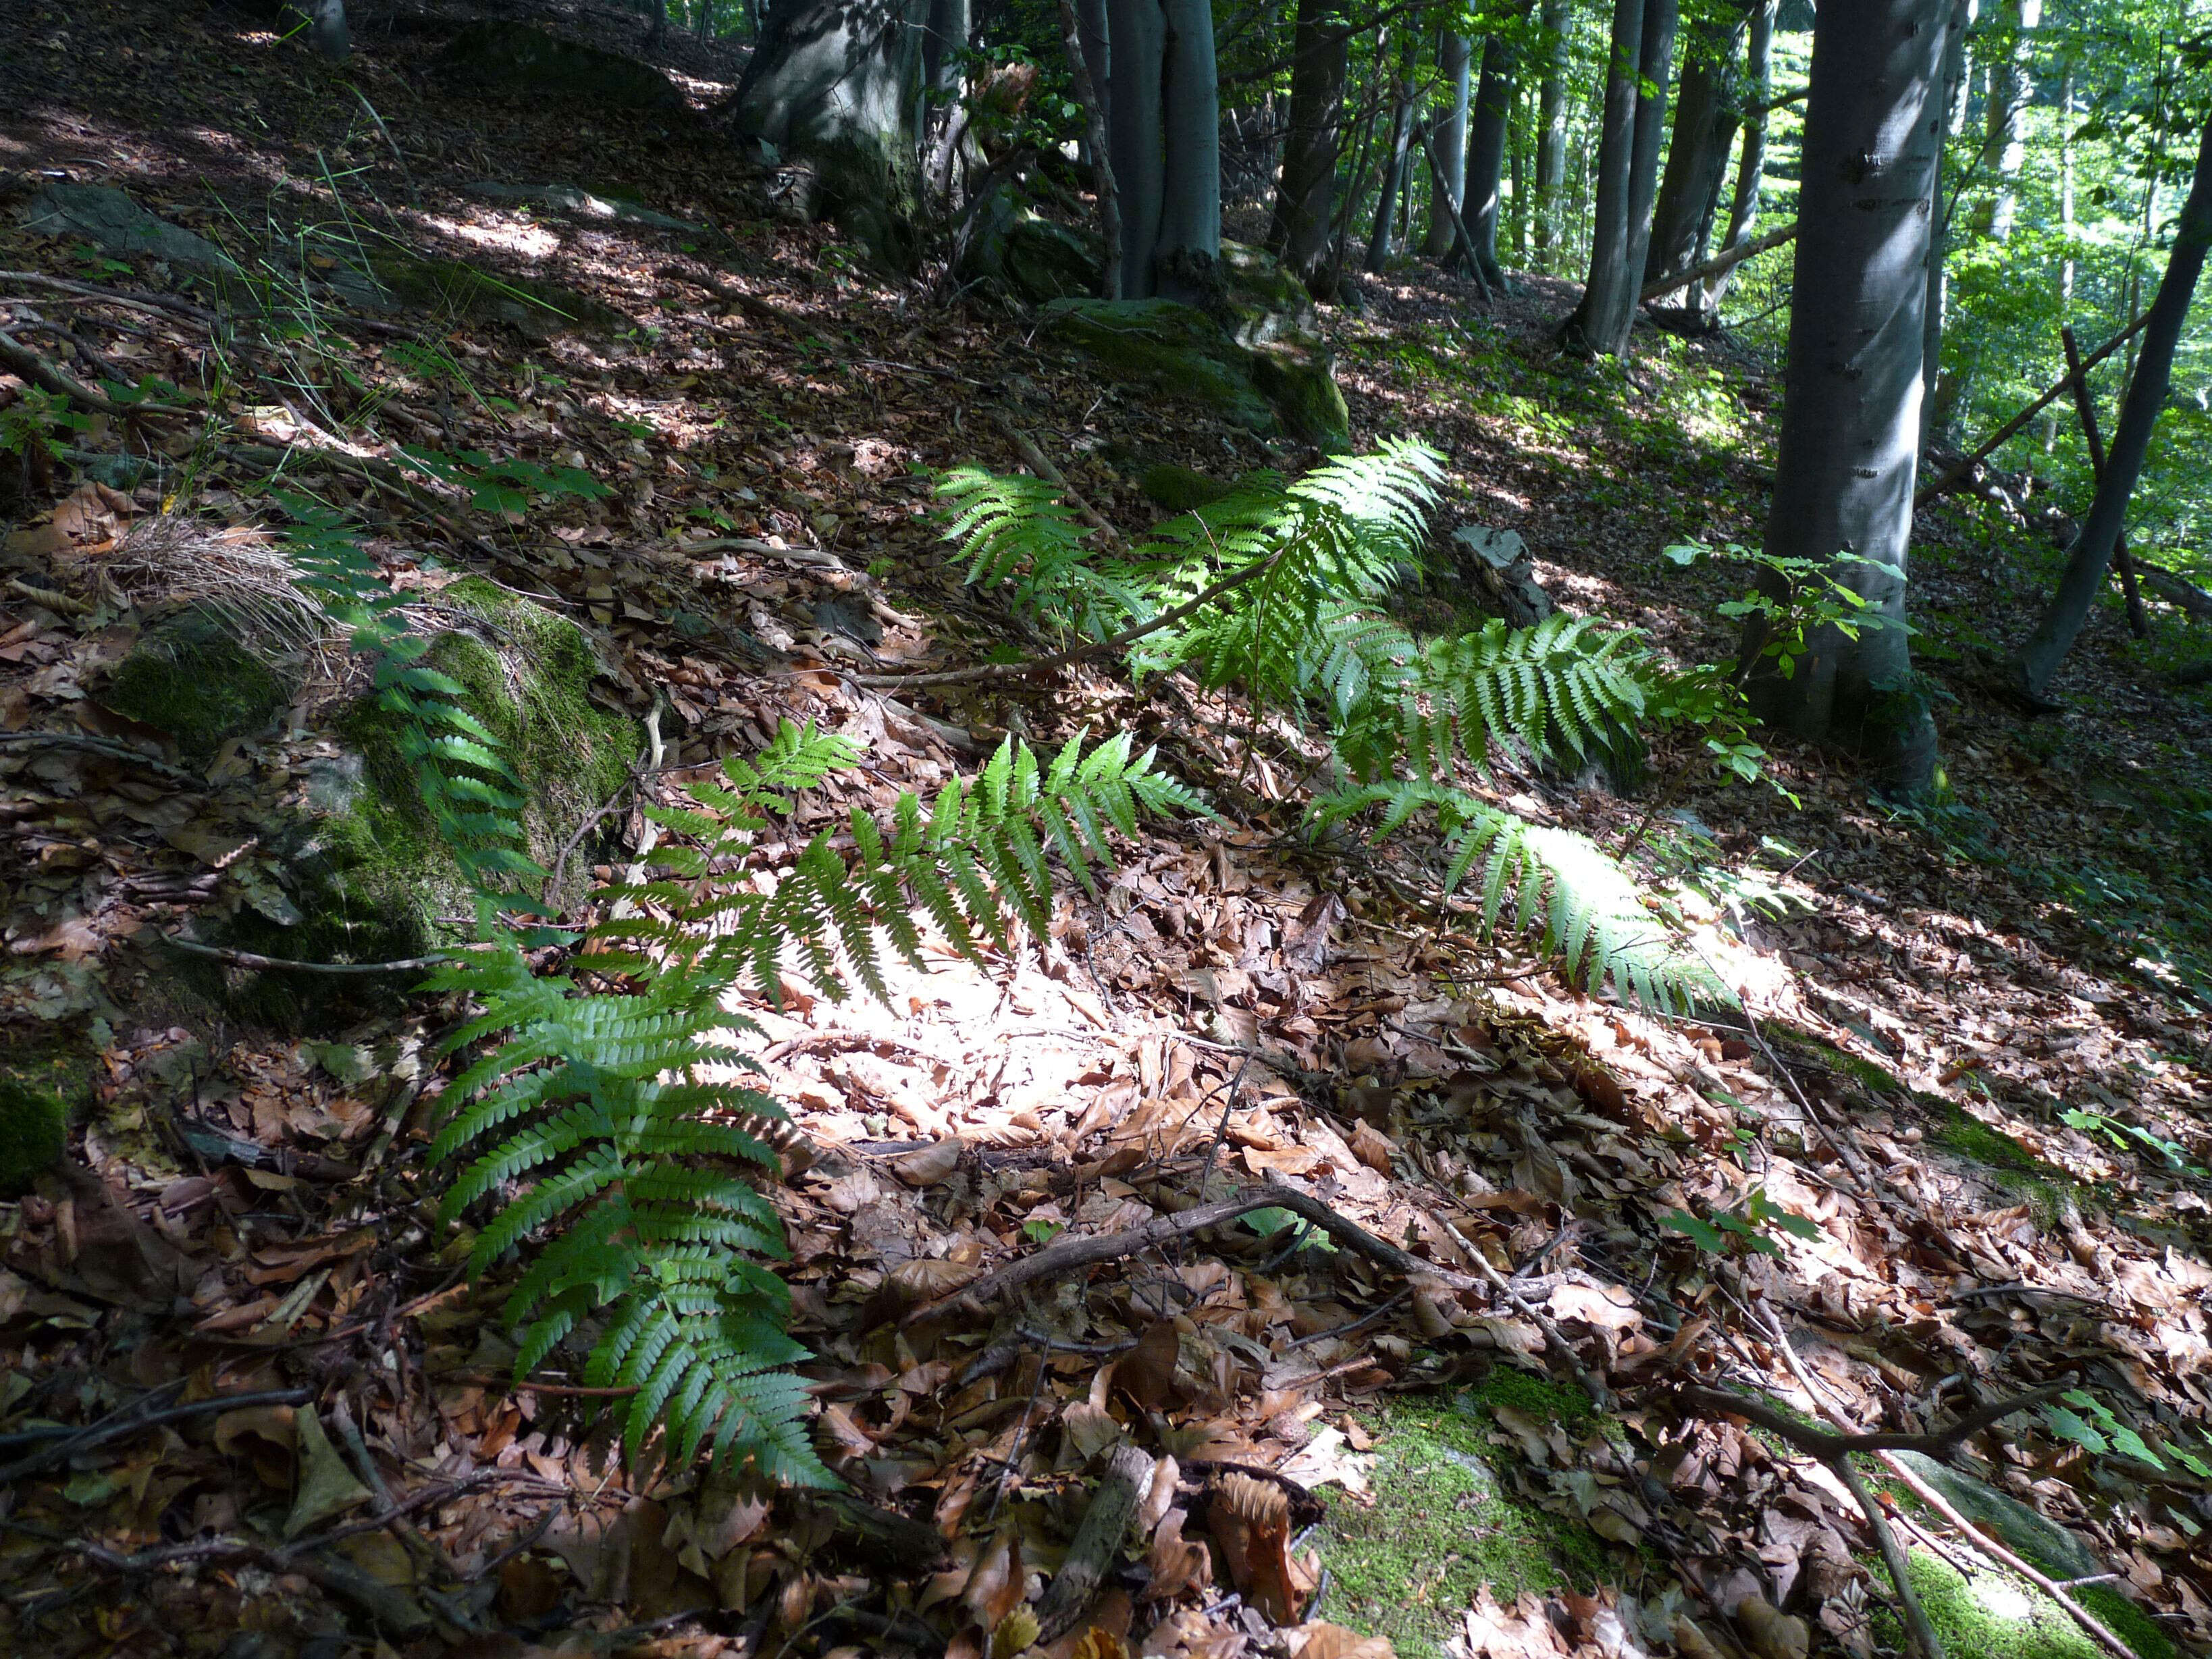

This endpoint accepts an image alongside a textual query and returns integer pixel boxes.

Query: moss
[1138,463,1232,513]
[0,1076,68,1196]
[1317,1382,1614,1659]
[1928,1105,2084,1223]
[204,581,637,1026]
[1248,339,1352,448]
[101,607,287,762]
[365,254,625,337]
[438,22,686,111]
[1041,298,1280,435]
[1878,1552,2174,1659]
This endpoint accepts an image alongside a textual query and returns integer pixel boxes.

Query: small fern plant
[938,442,1730,1009]
[425,721,1200,1483]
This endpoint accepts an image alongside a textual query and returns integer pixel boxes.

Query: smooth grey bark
[1559,0,1646,350]
[1267,0,1348,284]
[1618,0,1678,327]
[1643,6,1749,310]
[1968,0,2040,242]
[1078,0,1111,133]
[1156,0,1222,299]
[922,0,969,99]
[1058,0,1121,297]
[1107,0,1167,295]
[1749,0,1950,795]
[1365,31,1420,273]
[1423,34,1475,259]
[1461,34,1518,290]
[1919,0,1972,451]
[2012,115,2212,700]
[308,0,348,59]
[733,0,932,263]
[1706,0,1776,309]
[1533,0,1571,268]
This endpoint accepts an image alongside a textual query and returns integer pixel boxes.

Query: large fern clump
[939,442,1728,1010]
[427,720,1199,1483]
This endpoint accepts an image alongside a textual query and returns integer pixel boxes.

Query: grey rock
[24,184,236,273]
[467,180,703,234]
[1890,1450,2107,1582]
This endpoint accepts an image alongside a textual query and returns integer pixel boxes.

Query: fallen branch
[0,328,191,417]
[157,933,475,976]
[1917,310,2153,508]
[0,1387,309,1479]
[1036,1444,1153,1641]
[1640,219,1798,304]
[993,417,1122,545]
[1675,1377,2077,1462]
[2136,560,2212,621]
[0,269,223,326]
[0,729,208,787]
[1417,126,1494,297]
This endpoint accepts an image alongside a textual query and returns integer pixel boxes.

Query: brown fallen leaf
[1206,1471,1309,1625]
[1116,1318,1181,1412]
[894,1137,964,1186]
[1734,1594,1808,1659]
[1290,1623,1396,1658]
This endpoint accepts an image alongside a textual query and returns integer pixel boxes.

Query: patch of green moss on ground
[0,1076,69,1194]
[1318,1378,1612,1659]
[1928,1105,2084,1223]
[101,606,288,762]
[1878,1552,2173,1659]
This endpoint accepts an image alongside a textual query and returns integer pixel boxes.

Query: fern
[936,441,1733,1010]
[427,720,1198,1483]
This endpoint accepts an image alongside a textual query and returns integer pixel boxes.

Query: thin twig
[1675,1377,2076,1460]
[157,933,468,976]
[0,729,208,787]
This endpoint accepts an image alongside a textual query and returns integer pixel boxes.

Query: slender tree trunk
[1968,0,2040,242]
[1365,31,1420,273]
[1157,0,1221,298]
[1618,0,1678,334]
[1108,0,1167,295]
[1423,34,1474,259]
[1509,82,1530,260]
[1919,0,1972,451]
[1077,0,1109,161]
[697,0,712,41]
[1749,0,1951,795]
[308,0,348,58]
[1269,0,1350,286]
[1533,0,1571,270]
[2057,66,2076,307]
[2013,115,2212,701]
[923,0,969,99]
[1463,32,1519,291]
[1559,0,1645,350]
[1058,0,1122,297]
[1643,6,1748,311]
[1706,0,1774,310]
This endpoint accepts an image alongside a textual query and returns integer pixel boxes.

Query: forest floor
[2,4,2211,1659]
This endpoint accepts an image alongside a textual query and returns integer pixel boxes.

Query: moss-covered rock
[0,1076,68,1196]
[100,606,288,762]
[1138,463,1232,513]
[197,581,637,1027]
[1042,273,1350,448]
[1318,1373,1612,1659]
[1214,238,1319,348]
[439,23,687,112]
[356,253,626,338]
[958,190,1104,305]
[1887,1550,2173,1659]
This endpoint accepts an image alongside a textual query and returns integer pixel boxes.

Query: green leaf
[1662,1210,1727,1253]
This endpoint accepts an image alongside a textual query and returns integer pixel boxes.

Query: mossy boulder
[439,23,687,113]
[959,190,1103,305]
[0,1076,69,1196]
[1215,238,1320,348]
[196,580,639,1027]
[1892,1549,2173,1659]
[352,253,626,338]
[101,606,288,763]
[1042,287,1349,448]
[1138,463,1232,513]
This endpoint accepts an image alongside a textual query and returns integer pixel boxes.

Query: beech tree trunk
[733,0,931,264]
[1268,0,1349,286]
[1533,0,1571,268]
[1423,34,1474,260]
[1643,6,1748,311]
[1365,32,1420,273]
[1156,0,1222,298]
[1559,0,1646,350]
[1618,0,1677,325]
[1750,0,1950,795]
[1919,0,1972,451]
[2012,115,2212,701]
[1705,0,1774,309]
[922,0,968,99]
[307,0,348,58]
[1108,0,1167,294]
[1461,34,1518,291]
[1968,0,2040,242]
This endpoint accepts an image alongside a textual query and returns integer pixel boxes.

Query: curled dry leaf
[1670,1616,1725,1659]
[993,1606,1041,1659]
[1289,1623,1397,1658]
[1140,1507,1211,1603]
[1733,1594,1808,1659]
[1206,1471,1308,1625]
[889,1256,982,1302]
[963,1527,1026,1633]
[1115,1318,1182,1413]
[1349,1120,1397,1175]
[894,1137,965,1186]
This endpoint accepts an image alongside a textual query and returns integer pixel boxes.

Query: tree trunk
[1617,0,1678,335]
[1558,0,1645,350]
[1643,6,1748,312]
[649,0,667,45]
[1156,0,1222,300]
[1078,0,1110,140]
[1365,32,1420,273]
[733,0,931,265]
[1108,0,1167,295]
[1918,0,1971,451]
[1423,34,1474,259]
[1533,0,1571,269]
[308,0,348,58]
[1509,80,1530,260]
[1705,0,1774,309]
[1462,33,1518,291]
[922,0,969,99]
[697,0,713,41]
[1749,0,1951,795]
[1968,0,2040,242]
[2011,115,2212,702]
[1268,0,1349,286]
[1058,0,1121,297]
